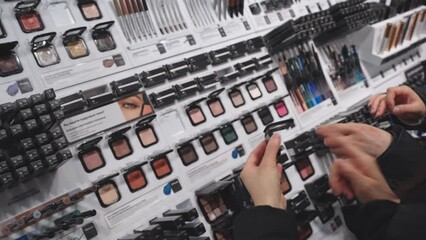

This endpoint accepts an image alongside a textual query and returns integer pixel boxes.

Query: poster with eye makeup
[60,91,154,143]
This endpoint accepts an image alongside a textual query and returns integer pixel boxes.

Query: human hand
[241,134,287,209]
[330,159,400,204]
[369,86,426,123]
[316,123,399,203]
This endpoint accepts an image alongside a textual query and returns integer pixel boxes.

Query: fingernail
[393,107,400,115]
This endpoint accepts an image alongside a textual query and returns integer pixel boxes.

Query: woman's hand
[317,123,399,204]
[369,86,426,123]
[241,134,287,209]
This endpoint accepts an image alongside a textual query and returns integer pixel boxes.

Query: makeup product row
[0,23,116,76]
[323,44,366,91]
[378,9,426,55]
[141,37,267,89]
[313,1,388,45]
[213,0,245,21]
[276,43,336,114]
[148,56,274,109]
[0,89,73,191]
[0,187,95,237]
[11,0,103,35]
[112,0,187,43]
[184,74,284,127]
[249,0,294,16]
[119,208,210,240]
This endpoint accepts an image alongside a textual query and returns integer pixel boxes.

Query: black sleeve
[343,199,426,240]
[233,206,298,240]
[377,125,426,198]
[391,87,426,130]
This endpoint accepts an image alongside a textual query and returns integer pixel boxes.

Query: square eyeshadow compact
[62,27,90,59]
[199,132,219,155]
[196,181,232,224]
[186,98,207,126]
[219,123,238,145]
[14,0,45,33]
[262,75,278,93]
[78,137,106,173]
[92,21,117,52]
[257,106,274,125]
[95,173,121,208]
[149,150,173,179]
[240,114,257,134]
[177,140,199,166]
[206,88,226,118]
[246,80,263,100]
[108,127,133,160]
[0,41,24,77]
[30,32,61,67]
[135,115,159,148]
[228,85,246,108]
[273,100,289,118]
[78,0,102,21]
[123,162,148,193]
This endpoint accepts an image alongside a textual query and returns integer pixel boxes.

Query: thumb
[392,104,420,116]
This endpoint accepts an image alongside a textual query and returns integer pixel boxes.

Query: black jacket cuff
[234,206,297,240]
[378,125,426,195]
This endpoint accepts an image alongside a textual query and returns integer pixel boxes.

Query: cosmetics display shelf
[1,0,426,240]
[354,5,426,66]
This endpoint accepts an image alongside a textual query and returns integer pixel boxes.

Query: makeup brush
[113,0,131,42]
[146,0,165,34]
[132,0,148,39]
[140,0,157,37]
[174,0,187,29]
[120,0,137,41]
[125,0,143,40]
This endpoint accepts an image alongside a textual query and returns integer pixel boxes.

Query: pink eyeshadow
[209,100,224,117]
[189,108,205,124]
[82,150,104,171]
[275,102,288,117]
[139,128,157,147]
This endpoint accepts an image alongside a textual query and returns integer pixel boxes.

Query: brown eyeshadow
[0,55,19,73]
[178,144,198,165]
[296,158,314,181]
[200,135,218,154]
[111,138,132,159]
[242,116,257,134]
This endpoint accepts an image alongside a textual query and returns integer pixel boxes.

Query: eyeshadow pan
[124,168,147,192]
[92,21,117,52]
[110,138,132,159]
[178,143,199,166]
[79,149,106,173]
[79,1,102,21]
[208,99,225,117]
[220,125,238,145]
[151,157,172,179]
[274,101,289,117]
[229,90,245,108]
[137,126,158,148]
[21,14,41,31]
[247,83,262,100]
[280,171,291,194]
[96,181,121,207]
[0,55,19,74]
[296,158,314,181]
[200,134,219,155]
[262,77,277,93]
[258,107,274,125]
[241,115,257,134]
[0,42,24,77]
[187,106,206,126]
[66,40,89,59]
